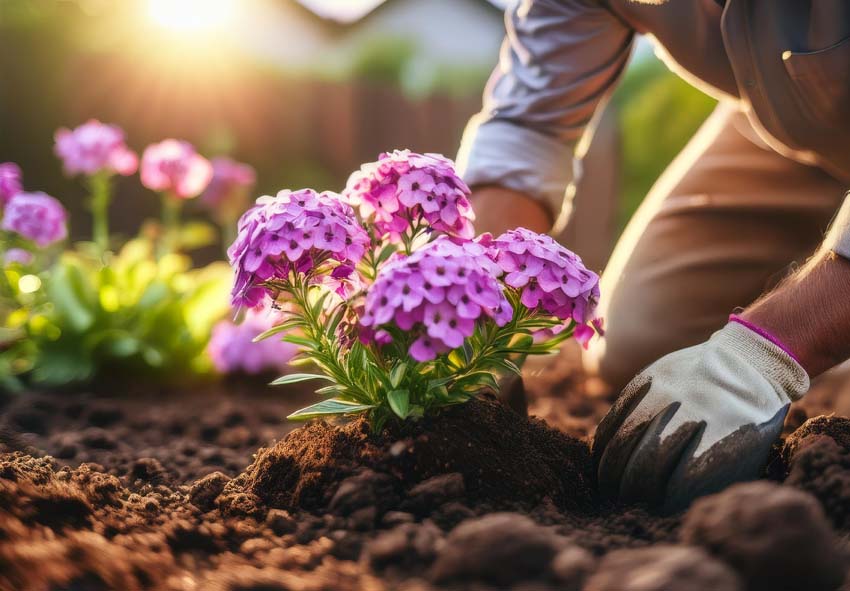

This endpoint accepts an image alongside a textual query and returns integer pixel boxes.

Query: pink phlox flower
[141,139,213,199]
[54,120,138,177]
[361,236,511,362]
[342,150,475,240]
[491,227,602,345]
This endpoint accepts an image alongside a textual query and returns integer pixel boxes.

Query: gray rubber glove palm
[593,322,809,512]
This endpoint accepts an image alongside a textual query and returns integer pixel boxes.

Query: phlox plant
[229,150,603,431]
[0,120,251,390]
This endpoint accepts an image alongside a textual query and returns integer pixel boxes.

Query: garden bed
[2,351,850,591]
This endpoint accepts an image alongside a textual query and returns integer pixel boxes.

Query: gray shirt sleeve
[457,0,634,223]
[824,193,850,260]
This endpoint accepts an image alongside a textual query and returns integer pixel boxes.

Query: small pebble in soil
[680,480,846,591]
[583,545,743,591]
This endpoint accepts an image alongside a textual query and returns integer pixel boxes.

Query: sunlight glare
[147,0,235,32]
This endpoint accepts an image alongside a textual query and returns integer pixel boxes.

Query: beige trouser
[584,103,846,391]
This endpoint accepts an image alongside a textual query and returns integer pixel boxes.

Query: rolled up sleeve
[457,0,634,224]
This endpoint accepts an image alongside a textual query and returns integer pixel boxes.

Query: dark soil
[2,349,850,591]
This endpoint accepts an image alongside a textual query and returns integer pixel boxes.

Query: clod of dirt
[236,397,593,514]
[189,471,231,511]
[680,481,846,591]
[365,520,444,571]
[329,468,398,516]
[550,545,596,591]
[781,415,850,530]
[783,415,850,461]
[429,512,567,585]
[401,473,465,515]
[583,545,743,591]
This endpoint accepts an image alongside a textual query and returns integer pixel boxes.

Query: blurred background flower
[207,308,297,375]
[0,0,715,268]
[1,191,68,247]
[54,119,138,177]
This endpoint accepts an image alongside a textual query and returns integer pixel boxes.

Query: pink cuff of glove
[728,314,802,366]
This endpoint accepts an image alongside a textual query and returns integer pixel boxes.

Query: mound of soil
[229,396,593,515]
[3,349,850,590]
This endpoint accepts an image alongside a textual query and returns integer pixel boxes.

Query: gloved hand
[592,320,809,512]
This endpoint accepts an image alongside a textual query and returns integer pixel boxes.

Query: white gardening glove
[593,321,809,513]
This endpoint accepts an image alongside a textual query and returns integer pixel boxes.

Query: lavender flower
[54,120,138,177]
[200,156,256,211]
[0,162,23,207]
[141,139,213,199]
[228,189,370,308]
[491,228,601,341]
[208,308,296,375]
[361,236,511,362]
[343,150,475,240]
[2,192,68,247]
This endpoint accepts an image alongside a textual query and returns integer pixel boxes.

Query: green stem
[159,192,182,259]
[88,173,112,253]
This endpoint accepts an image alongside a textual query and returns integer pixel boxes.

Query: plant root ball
[680,481,846,591]
[584,545,742,591]
[429,513,566,586]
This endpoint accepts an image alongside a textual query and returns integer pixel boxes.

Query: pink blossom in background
[343,150,475,240]
[1,192,68,247]
[200,157,256,210]
[361,236,511,362]
[4,248,33,266]
[208,309,296,375]
[228,189,370,309]
[140,140,213,199]
[0,162,23,206]
[54,120,138,177]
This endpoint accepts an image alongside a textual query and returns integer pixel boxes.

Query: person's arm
[593,194,850,511]
[745,196,850,376]
[457,0,634,234]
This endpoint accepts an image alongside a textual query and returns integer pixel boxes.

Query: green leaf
[389,362,407,388]
[282,334,319,349]
[270,373,334,386]
[387,389,410,419]
[253,319,304,342]
[288,399,374,420]
[49,261,95,332]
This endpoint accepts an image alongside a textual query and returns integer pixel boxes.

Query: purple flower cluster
[491,227,600,326]
[0,162,22,207]
[208,308,296,375]
[228,189,370,309]
[361,236,510,362]
[2,192,68,247]
[343,150,475,240]
[54,120,138,177]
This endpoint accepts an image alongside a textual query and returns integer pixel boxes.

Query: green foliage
[1,238,231,389]
[274,277,573,432]
[613,58,717,229]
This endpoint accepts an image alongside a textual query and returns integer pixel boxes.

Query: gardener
[458,0,850,510]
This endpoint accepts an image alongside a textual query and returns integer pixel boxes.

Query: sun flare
[147,0,235,32]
